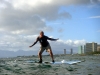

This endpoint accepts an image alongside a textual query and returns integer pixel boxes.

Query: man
[29,31,58,63]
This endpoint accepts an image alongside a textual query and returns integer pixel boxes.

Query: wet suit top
[32,35,57,47]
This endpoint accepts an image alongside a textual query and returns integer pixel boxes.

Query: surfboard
[25,60,81,65]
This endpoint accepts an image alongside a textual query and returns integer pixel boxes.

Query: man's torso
[38,35,49,47]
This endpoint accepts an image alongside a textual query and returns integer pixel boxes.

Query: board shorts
[39,44,52,53]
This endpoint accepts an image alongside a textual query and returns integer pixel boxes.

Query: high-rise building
[64,49,66,55]
[70,48,73,55]
[78,46,83,54]
[97,45,100,51]
[84,42,97,53]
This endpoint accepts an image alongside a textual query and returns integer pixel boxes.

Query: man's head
[40,31,44,37]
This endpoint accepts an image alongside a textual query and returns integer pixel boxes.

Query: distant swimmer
[29,31,59,63]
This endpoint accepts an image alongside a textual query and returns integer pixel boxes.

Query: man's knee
[38,52,42,55]
[48,50,52,54]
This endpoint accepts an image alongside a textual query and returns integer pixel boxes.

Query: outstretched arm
[29,37,38,47]
[47,37,59,41]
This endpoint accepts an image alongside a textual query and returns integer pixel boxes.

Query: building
[64,49,66,55]
[97,45,100,51]
[84,45,86,53]
[78,46,83,54]
[84,42,97,54]
[70,48,73,55]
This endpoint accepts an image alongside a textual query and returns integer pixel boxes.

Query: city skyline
[78,42,100,54]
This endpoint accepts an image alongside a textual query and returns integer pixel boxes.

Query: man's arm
[29,37,38,47]
[47,37,59,41]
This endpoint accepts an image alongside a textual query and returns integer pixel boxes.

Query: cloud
[90,0,100,4]
[0,34,87,52]
[58,39,86,47]
[0,0,100,35]
[48,39,87,54]
[0,8,51,34]
[0,0,73,35]
[0,34,39,51]
[7,0,93,9]
[89,16,100,19]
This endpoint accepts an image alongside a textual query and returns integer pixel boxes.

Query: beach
[0,54,100,75]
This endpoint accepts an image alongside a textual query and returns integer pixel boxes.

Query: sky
[0,0,100,57]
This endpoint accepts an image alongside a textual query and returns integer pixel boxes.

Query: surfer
[29,31,59,63]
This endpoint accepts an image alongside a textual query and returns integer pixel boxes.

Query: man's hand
[29,45,33,48]
[56,38,59,41]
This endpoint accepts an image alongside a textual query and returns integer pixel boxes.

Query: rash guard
[33,35,57,47]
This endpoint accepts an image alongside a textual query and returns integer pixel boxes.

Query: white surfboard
[25,60,81,65]
[50,60,81,65]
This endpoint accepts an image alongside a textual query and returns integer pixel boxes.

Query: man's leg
[38,47,45,63]
[48,49,54,61]
[46,45,55,62]
[38,51,42,63]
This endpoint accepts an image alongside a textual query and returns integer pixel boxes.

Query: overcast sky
[0,0,100,57]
